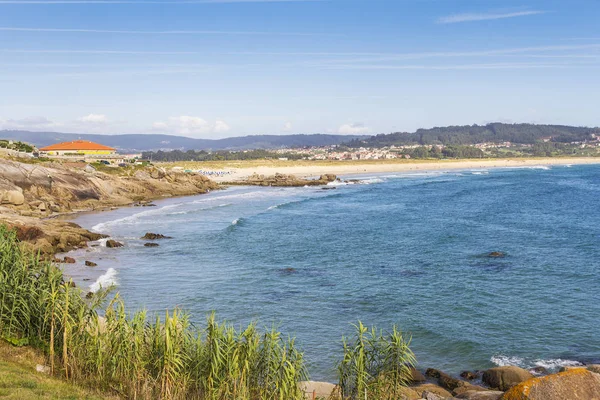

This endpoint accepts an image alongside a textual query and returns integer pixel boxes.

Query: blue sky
[0,0,599,138]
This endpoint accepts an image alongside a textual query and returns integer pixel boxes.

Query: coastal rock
[456,391,504,400]
[319,174,337,182]
[141,232,172,240]
[500,369,600,400]
[529,366,548,376]
[144,242,159,247]
[482,366,533,391]
[85,261,97,267]
[426,368,465,392]
[461,371,480,380]
[85,292,94,299]
[234,173,339,187]
[587,365,600,374]
[0,190,25,206]
[487,251,505,258]
[411,383,452,398]
[409,367,427,383]
[106,239,124,248]
[298,381,340,399]
[453,383,490,396]
[422,392,442,400]
[63,256,76,264]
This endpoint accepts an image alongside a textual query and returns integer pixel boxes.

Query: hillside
[346,123,600,148]
[0,131,365,152]
[0,158,219,255]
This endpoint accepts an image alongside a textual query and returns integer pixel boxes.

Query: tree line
[346,123,600,148]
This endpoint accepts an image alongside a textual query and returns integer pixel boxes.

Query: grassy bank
[0,340,117,399]
[0,225,416,399]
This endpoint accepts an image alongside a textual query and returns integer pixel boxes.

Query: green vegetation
[0,225,417,399]
[338,322,415,400]
[0,225,307,399]
[347,123,600,147]
[143,149,304,162]
[0,140,35,153]
[0,341,116,399]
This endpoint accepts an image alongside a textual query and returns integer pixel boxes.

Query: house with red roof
[39,140,116,157]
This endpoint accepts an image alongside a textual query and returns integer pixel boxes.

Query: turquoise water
[68,164,600,380]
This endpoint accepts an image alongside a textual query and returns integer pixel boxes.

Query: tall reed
[0,224,309,399]
[337,321,416,400]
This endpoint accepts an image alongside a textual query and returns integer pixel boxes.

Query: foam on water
[491,355,583,372]
[89,268,118,293]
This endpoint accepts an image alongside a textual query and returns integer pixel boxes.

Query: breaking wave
[89,268,118,293]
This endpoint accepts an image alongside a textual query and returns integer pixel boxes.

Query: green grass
[0,341,116,400]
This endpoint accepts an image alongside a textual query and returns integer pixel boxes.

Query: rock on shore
[0,158,219,255]
[228,173,338,187]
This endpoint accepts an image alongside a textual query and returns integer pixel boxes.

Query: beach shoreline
[198,157,600,183]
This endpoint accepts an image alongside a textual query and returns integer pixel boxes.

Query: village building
[39,140,116,157]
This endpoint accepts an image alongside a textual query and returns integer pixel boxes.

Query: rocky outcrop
[457,391,504,400]
[426,368,489,396]
[408,367,427,384]
[230,173,338,187]
[106,239,123,248]
[0,190,24,205]
[0,158,219,255]
[141,233,172,240]
[144,242,159,247]
[63,256,76,264]
[500,368,600,400]
[411,383,453,398]
[0,158,219,217]
[483,366,534,391]
[298,381,340,399]
[85,261,97,267]
[461,371,480,380]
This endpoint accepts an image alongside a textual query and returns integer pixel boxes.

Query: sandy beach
[202,157,600,183]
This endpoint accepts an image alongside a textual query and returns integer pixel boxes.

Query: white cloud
[213,120,231,133]
[0,116,59,130]
[338,123,370,134]
[152,116,231,136]
[152,121,169,131]
[283,121,293,132]
[78,113,108,124]
[438,10,545,24]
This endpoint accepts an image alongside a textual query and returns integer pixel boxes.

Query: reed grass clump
[337,321,416,400]
[0,225,307,399]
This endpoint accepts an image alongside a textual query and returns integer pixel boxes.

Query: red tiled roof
[40,140,116,151]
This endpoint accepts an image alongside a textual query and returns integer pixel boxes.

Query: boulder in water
[141,232,172,240]
[461,371,480,380]
[63,256,76,264]
[144,242,159,247]
[488,251,506,258]
[85,261,97,267]
[482,366,533,391]
[106,239,124,248]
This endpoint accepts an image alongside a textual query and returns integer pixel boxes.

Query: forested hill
[346,123,600,148]
[0,131,366,152]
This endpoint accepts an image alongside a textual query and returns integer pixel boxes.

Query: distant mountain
[0,131,366,152]
[346,123,600,148]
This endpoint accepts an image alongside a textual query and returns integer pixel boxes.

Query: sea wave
[167,203,232,216]
[91,203,184,231]
[89,268,118,293]
[491,355,583,372]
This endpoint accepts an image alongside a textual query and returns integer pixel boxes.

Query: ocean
[66,164,600,381]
